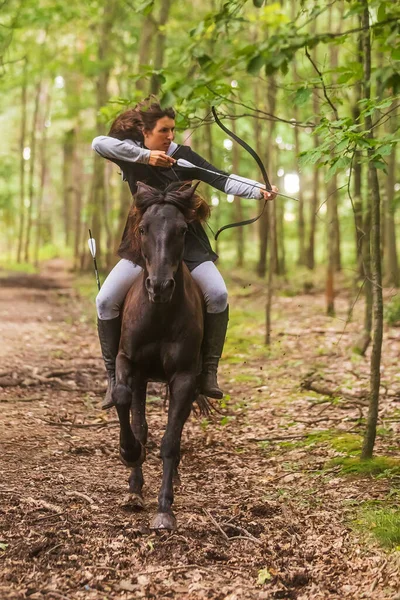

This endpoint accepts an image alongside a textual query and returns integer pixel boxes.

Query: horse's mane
[119,181,211,260]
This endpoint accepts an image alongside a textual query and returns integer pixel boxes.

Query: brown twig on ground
[0,396,42,402]
[203,509,262,545]
[65,490,96,505]
[301,375,368,401]
[39,418,118,429]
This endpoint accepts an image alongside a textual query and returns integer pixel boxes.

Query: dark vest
[111,145,219,271]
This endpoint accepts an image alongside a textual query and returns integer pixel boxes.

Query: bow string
[211,106,272,240]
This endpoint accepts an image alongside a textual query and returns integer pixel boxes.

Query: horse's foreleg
[127,378,147,507]
[114,353,145,468]
[151,372,196,531]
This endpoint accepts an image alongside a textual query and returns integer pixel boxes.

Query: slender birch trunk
[34,87,51,267]
[150,0,172,95]
[24,79,42,263]
[17,58,27,263]
[361,0,384,459]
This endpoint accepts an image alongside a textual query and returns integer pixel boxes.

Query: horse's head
[131,182,209,303]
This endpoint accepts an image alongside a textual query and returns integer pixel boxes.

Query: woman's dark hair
[108,96,175,141]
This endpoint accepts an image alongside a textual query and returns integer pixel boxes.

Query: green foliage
[384,294,400,326]
[354,505,400,549]
[257,567,272,584]
[305,430,363,454]
[331,456,400,478]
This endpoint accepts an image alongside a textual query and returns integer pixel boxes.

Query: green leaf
[257,568,272,585]
[325,155,351,181]
[377,144,393,156]
[197,54,213,71]
[160,91,176,108]
[335,139,349,153]
[391,48,400,61]
[337,72,354,84]
[135,0,154,16]
[253,0,265,7]
[247,55,265,75]
[294,87,312,106]
[0,543,8,551]
[281,60,289,76]
[372,160,388,173]
[377,3,386,22]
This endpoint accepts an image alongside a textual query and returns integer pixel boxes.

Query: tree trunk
[329,3,342,272]
[63,128,76,247]
[150,0,172,95]
[257,78,276,276]
[136,14,156,93]
[276,201,285,276]
[254,88,269,277]
[265,202,274,345]
[73,139,84,272]
[89,1,117,264]
[326,177,338,315]
[34,87,51,267]
[17,58,27,263]
[24,79,42,263]
[204,114,219,256]
[354,200,372,355]
[306,30,319,270]
[352,24,364,278]
[383,109,399,287]
[361,0,383,460]
[231,117,244,267]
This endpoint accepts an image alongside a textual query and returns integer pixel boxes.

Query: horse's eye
[139,227,145,235]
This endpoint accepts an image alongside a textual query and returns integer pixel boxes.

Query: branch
[305,47,339,120]
[205,85,316,128]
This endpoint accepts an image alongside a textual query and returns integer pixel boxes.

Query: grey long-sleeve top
[92,136,265,270]
[92,136,265,199]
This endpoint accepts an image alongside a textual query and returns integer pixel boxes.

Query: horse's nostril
[165,279,175,291]
[145,277,151,290]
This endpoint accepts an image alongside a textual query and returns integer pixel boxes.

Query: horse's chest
[131,336,199,380]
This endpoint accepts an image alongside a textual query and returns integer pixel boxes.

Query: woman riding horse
[92,97,278,409]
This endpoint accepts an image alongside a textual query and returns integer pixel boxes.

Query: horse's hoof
[119,443,146,468]
[119,493,145,511]
[150,512,177,531]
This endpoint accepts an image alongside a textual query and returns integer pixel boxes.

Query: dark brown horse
[113,181,209,530]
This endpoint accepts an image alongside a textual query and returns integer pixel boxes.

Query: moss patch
[354,505,400,549]
[331,456,400,478]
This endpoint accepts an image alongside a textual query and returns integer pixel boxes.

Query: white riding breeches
[96,259,228,320]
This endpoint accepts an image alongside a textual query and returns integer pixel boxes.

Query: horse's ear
[136,181,158,198]
[172,181,201,202]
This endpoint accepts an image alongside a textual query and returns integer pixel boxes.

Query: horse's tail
[192,393,224,418]
[162,385,224,418]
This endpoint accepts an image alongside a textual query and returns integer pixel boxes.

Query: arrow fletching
[88,229,96,258]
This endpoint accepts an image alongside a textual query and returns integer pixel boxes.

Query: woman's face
[143,116,175,151]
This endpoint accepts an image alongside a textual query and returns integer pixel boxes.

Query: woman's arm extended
[181,148,276,200]
[92,136,175,167]
[92,136,151,164]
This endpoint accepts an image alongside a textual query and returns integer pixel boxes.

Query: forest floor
[0,259,399,600]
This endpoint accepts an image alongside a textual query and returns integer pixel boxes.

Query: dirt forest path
[0,260,399,600]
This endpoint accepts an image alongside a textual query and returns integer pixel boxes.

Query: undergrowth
[354,504,400,550]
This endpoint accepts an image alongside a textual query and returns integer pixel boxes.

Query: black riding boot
[200,306,229,399]
[97,316,121,410]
